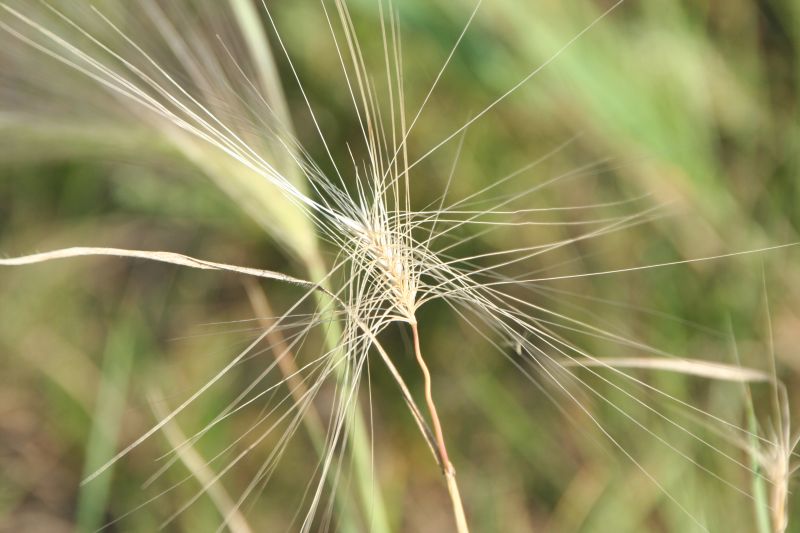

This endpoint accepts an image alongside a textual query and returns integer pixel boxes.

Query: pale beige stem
[148,388,252,533]
[242,279,324,436]
[410,322,469,533]
[446,470,470,533]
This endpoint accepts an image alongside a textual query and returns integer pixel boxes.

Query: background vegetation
[1,1,798,531]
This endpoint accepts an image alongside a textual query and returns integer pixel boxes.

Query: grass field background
[1,1,799,531]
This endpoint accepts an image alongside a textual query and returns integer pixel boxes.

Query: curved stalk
[411,322,469,533]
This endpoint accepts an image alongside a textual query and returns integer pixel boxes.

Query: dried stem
[148,387,252,533]
[410,322,469,533]
[243,279,324,435]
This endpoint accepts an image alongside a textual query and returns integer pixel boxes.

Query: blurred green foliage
[1,1,799,532]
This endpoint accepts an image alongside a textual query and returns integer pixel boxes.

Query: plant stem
[410,322,469,533]
[309,257,391,533]
[76,312,136,533]
[148,388,252,533]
